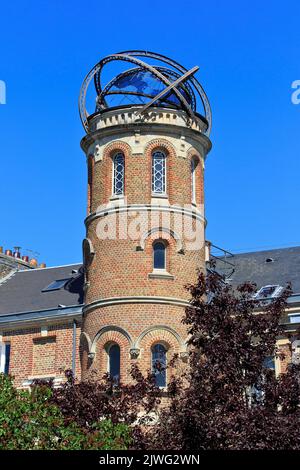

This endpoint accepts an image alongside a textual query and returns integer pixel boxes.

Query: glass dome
[79,50,212,136]
[96,67,196,111]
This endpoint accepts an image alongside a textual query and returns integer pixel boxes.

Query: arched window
[153,241,166,270]
[107,343,120,383]
[87,156,94,214]
[191,157,197,203]
[113,153,125,196]
[152,343,167,387]
[152,151,166,194]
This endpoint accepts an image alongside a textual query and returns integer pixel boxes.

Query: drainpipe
[72,319,77,379]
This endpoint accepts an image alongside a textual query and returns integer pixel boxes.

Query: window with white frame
[113,152,125,196]
[254,285,283,299]
[152,151,166,195]
[0,342,10,374]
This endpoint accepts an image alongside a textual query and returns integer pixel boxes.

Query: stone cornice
[85,203,206,227]
[83,295,190,314]
[80,121,212,155]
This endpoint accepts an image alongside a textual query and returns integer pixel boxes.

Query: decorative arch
[80,331,92,352]
[187,147,203,166]
[101,141,131,201]
[138,226,183,253]
[79,331,93,371]
[144,138,176,160]
[187,147,204,205]
[134,325,186,351]
[82,238,95,267]
[91,325,133,354]
[102,140,132,161]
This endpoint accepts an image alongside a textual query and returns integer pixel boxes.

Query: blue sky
[0,0,299,266]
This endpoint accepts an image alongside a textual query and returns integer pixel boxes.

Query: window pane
[153,242,165,269]
[263,356,275,370]
[191,158,196,202]
[152,151,166,194]
[109,344,120,383]
[113,153,125,195]
[152,344,167,387]
[4,344,10,375]
[42,279,70,292]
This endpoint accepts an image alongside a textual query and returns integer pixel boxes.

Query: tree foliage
[49,366,161,449]
[0,373,131,450]
[148,271,300,450]
[2,271,300,450]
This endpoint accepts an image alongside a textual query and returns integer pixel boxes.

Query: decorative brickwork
[81,107,211,384]
[3,321,81,387]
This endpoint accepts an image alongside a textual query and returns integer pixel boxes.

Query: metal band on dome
[97,66,197,113]
[79,50,212,136]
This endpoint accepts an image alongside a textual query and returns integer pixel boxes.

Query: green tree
[0,373,131,450]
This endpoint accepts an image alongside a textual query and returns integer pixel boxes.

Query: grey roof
[224,246,300,294]
[0,263,84,316]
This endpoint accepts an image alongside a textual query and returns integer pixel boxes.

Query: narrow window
[87,157,94,213]
[191,158,196,203]
[152,343,167,387]
[0,343,10,374]
[152,151,166,194]
[113,153,125,195]
[153,241,166,270]
[108,343,120,383]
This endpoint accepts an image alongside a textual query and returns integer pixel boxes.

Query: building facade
[0,52,299,387]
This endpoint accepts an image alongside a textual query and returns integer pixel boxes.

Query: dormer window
[254,285,283,299]
[42,279,70,292]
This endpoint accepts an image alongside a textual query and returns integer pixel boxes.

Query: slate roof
[0,263,84,316]
[224,246,300,294]
[0,246,299,318]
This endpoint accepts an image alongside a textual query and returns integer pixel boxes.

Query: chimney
[39,262,46,268]
[0,246,3,254]
[5,249,12,256]
[29,258,38,267]
[13,246,21,258]
[22,255,29,263]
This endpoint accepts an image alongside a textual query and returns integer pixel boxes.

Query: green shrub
[0,373,131,450]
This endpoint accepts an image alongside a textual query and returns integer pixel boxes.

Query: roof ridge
[231,246,300,256]
[17,262,82,272]
[0,268,18,286]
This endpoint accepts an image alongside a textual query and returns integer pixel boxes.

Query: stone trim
[144,138,176,160]
[139,226,183,252]
[101,140,132,163]
[135,325,186,351]
[85,203,206,226]
[90,325,133,353]
[83,296,190,314]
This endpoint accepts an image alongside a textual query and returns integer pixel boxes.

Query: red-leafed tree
[148,270,300,450]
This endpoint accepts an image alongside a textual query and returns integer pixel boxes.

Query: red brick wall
[2,321,82,387]
[82,134,207,384]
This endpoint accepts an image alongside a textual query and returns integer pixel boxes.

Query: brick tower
[79,51,212,384]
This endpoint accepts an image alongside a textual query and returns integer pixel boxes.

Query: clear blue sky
[0,0,299,266]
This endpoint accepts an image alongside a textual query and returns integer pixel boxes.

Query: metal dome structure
[79,50,212,136]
